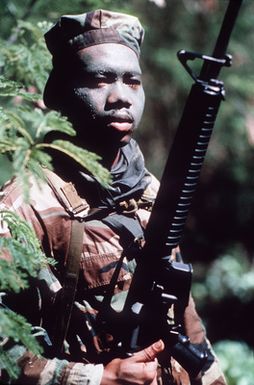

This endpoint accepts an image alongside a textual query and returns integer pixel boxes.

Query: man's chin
[74,124,133,149]
[119,133,132,147]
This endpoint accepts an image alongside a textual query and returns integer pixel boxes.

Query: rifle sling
[54,219,84,355]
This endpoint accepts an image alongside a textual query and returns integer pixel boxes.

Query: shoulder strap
[41,169,87,354]
[43,168,89,219]
[53,219,85,355]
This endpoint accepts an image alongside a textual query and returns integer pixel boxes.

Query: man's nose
[106,81,132,108]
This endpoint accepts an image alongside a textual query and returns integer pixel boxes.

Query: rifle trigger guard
[177,49,232,82]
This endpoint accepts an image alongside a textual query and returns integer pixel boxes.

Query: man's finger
[131,340,165,363]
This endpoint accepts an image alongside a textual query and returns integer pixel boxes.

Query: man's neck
[101,147,121,169]
[79,139,123,170]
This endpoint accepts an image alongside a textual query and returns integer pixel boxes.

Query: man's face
[65,43,145,148]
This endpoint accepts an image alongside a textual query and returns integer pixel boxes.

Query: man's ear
[43,69,67,112]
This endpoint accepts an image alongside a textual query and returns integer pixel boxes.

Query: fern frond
[18,107,76,141]
[0,345,20,379]
[0,309,43,379]
[0,76,40,101]
[0,211,55,291]
[0,140,19,152]
[39,140,111,186]
[0,309,42,354]
[0,107,33,145]
[0,76,23,97]
[0,258,28,292]
[0,21,51,92]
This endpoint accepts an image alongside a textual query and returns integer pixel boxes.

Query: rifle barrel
[200,0,243,80]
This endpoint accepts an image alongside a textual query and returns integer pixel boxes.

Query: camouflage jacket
[0,164,227,385]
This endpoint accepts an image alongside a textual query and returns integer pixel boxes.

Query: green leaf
[0,211,55,292]
[0,76,22,96]
[214,340,254,385]
[0,309,43,379]
[13,107,75,141]
[29,148,52,170]
[0,346,20,379]
[0,107,33,145]
[0,76,40,101]
[0,258,28,292]
[0,309,42,354]
[39,140,111,186]
[0,139,18,153]
[33,110,76,141]
[0,20,52,92]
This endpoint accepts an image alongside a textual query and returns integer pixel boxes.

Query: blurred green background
[1,0,254,383]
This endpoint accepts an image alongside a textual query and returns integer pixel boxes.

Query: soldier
[0,9,226,385]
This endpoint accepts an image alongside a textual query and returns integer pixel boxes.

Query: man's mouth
[106,115,134,132]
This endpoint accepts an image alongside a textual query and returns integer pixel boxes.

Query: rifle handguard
[168,332,208,378]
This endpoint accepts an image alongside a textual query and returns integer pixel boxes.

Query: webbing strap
[42,169,87,354]
[43,168,88,219]
[102,214,144,251]
[54,219,84,355]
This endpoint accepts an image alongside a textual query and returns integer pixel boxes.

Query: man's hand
[101,340,164,385]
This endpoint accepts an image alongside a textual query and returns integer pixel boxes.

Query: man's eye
[96,77,109,87]
[129,81,141,90]
[125,78,141,89]
[84,74,110,88]
[96,75,122,88]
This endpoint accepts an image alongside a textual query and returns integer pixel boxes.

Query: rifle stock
[120,0,243,377]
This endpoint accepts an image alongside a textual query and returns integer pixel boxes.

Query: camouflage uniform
[0,139,226,385]
[0,9,226,385]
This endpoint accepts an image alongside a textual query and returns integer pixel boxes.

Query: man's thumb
[132,340,165,363]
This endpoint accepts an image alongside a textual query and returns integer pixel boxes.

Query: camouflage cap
[44,9,144,58]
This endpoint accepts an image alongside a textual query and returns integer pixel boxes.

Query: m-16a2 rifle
[119,0,243,378]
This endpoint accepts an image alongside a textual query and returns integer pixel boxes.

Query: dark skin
[62,43,145,169]
[58,43,164,384]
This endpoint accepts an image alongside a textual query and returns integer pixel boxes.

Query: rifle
[119,0,243,378]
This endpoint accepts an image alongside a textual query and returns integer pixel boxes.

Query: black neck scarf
[80,139,151,210]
